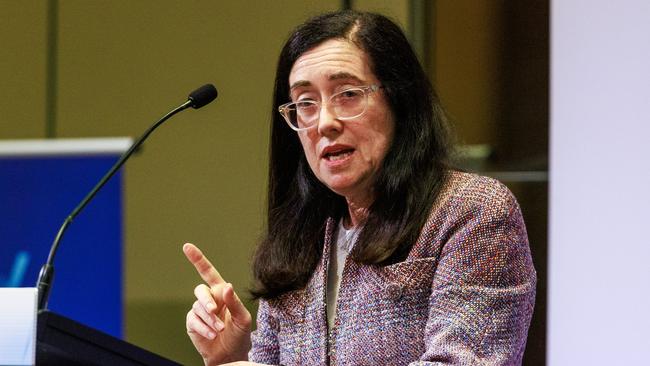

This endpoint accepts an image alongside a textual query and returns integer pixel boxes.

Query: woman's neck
[344,195,372,229]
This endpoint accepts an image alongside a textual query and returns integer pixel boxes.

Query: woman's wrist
[203,344,250,366]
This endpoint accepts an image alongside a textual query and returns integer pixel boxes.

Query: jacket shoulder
[412,171,526,258]
[438,170,518,214]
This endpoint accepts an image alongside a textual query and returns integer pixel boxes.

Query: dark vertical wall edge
[341,0,352,11]
[45,0,58,138]
[428,0,436,83]
[408,0,432,76]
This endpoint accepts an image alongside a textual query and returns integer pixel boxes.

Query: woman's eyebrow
[328,72,363,83]
[290,72,365,90]
[290,80,311,90]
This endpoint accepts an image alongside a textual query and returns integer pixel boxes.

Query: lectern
[37,311,181,366]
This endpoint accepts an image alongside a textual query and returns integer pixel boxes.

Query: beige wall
[354,0,409,27]
[433,1,505,146]
[0,0,47,138]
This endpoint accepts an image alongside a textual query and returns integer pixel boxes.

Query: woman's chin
[323,178,373,203]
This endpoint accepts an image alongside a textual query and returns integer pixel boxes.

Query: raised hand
[183,243,252,365]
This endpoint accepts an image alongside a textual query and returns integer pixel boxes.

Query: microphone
[36,84,218,311]
[188,84,218,109]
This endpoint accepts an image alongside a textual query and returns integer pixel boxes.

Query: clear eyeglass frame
[278,84,381,131]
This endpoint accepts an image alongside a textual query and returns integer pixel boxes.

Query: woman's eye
[334,89,363,103]
[344,89,363,98]
[295,101,317,111]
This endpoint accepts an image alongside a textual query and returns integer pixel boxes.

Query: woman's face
[288,39,395,204]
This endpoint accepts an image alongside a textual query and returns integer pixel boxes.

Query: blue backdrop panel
[0,155,123,338]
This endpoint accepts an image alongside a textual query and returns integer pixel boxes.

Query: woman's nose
[317,104,343,136]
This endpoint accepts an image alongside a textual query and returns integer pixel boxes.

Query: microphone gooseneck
[36,84,218,311]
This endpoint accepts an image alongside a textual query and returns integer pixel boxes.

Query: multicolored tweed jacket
[249,171,537,365]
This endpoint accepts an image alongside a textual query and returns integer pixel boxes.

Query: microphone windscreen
[188,84,218,109]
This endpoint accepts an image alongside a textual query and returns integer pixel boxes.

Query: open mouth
[324,148,354,161]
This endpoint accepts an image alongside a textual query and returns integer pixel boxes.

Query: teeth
[328,150,353,161]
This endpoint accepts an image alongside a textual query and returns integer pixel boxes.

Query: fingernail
[214,320,224,331]
[207,331,216,339]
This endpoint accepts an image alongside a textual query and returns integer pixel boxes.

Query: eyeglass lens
[286,88,368,129]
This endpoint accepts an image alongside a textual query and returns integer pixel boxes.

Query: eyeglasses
[278,84,381,131]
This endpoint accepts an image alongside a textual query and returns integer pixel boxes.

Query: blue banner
[1,152,124,338]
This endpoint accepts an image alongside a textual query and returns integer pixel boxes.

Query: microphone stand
[36,84,216,310]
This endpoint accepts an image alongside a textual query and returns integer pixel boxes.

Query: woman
[184,10,536,366]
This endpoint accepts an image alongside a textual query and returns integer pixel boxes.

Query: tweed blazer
[249,171,536,365]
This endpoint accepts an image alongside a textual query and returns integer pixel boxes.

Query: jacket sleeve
[248,299,281,364]
[411,183,537,365]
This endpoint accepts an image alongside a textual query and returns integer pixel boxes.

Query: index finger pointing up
[183,243,225,286]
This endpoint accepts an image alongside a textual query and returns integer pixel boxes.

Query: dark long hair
[251,10,452,299]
